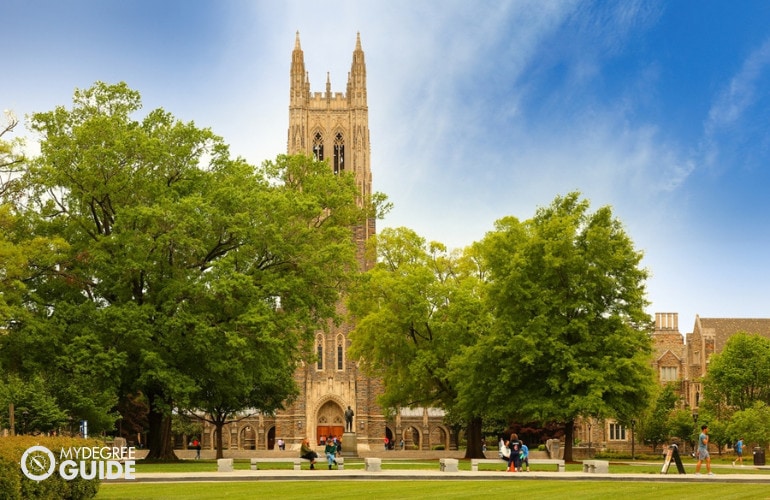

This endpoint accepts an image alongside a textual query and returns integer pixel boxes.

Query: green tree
[0,109,35,325]
[668,409,699,455]
[728,403,770,450]
[703,332,770,413]
[348,227,492,458]
[638,383,678,454]
[1,109,25,198]
[178,154,366,458]
[0,374,69,434]
[1,113,82,434]
[705,418,730,457]
[3,82,371,458]
[455,192,655,461]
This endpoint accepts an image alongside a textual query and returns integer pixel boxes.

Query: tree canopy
[454,192,656,461]
[703,332,770,414]
[0,82,372,457]
[348,227,492,457]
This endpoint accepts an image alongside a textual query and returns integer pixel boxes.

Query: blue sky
[3,0,769,335]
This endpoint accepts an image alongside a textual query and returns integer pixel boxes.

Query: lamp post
[630,419,636,460]
[692,411,699,456]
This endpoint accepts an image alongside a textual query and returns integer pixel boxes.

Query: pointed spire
[326,72,331,97]
[355,31,362,52]
[347,32,367,107]
[290,31,307,105]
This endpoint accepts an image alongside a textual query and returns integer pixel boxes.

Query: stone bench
[471,458,508,471]
[217,458,234,472]
[249,457,344,470]
[365,457,382,472]
[471,458,565,472]
[582,459,609,473]
[439,458,459,472]
[530,459,566,472]
[250,458,305,470]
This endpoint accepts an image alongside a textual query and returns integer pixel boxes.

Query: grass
[93,457,770,499]
[96,480,770,500]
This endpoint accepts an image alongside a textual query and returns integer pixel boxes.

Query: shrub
[0,435,102,500]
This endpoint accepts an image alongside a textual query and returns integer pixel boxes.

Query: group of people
[499,433,529,472]
[300,436,341,470]
[258,422,749,475]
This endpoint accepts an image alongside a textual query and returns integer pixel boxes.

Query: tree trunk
[463,416,485,459]
[214,420,226,459]
[563,419,574,462]
[144,404,178,460]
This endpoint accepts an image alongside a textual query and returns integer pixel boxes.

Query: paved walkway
[113,465,770,484]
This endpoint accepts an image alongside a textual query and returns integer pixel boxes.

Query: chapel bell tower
[281,32,381,451]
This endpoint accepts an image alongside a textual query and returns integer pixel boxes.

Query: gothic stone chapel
[196,33,450,454]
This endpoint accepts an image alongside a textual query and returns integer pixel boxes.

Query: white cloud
[707,37,770,132]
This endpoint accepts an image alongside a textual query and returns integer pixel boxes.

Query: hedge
[0,436,102,500]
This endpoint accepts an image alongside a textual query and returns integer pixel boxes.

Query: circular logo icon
[21,445,56,481]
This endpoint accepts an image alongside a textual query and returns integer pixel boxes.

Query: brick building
[656,313,770,412]
[576,312,770,456]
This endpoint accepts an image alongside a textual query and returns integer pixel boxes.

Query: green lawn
[93,458,770,499]
[96,480,770,500]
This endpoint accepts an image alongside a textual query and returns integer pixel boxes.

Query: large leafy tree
[455,192,656,461]
[348,227,492,458]
[703,332,770,413]
[177,154,365,458]
[1,82,369,458]
[1,110,80,435]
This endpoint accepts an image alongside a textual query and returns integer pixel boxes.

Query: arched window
[313,132,324,161]
[333,132,344,174]
[316,334,324,370]
[336,334,345,370]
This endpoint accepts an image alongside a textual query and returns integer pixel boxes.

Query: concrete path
[112,465,770,484]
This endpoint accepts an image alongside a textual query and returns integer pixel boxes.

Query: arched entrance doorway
[430,426,448,450]
[316,400,344,445]
[240,425,256,450]
[385,427,395,450]
[404,426,420,450]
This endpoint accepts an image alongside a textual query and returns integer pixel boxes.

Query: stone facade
[682,315,770,411]
[577,312,770,455]
[196,33,449,454]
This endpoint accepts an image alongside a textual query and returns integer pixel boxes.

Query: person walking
[733,438,745,467]
[694,424,713,476]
